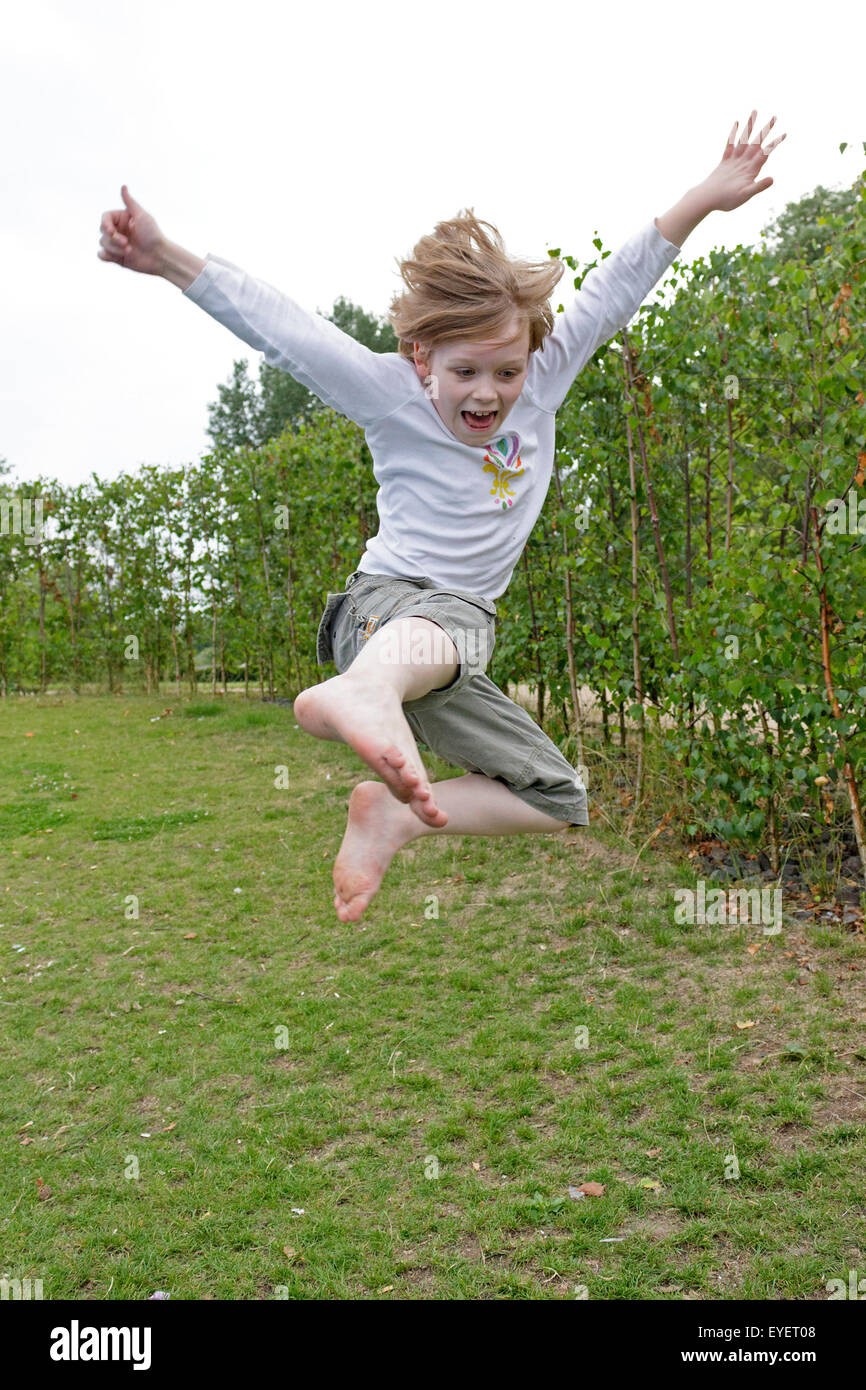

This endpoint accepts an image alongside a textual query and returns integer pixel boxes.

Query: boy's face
[413,313,531,445]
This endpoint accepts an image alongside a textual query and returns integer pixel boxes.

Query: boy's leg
[403,670,589,827]
[341,613,461,701]
[333,774,570,922]
[294,614,461,826]
[332,672,588,921]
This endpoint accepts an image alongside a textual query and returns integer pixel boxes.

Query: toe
[343,891,369,922]
[383,751,421,786]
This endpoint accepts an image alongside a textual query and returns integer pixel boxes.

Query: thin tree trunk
[104,556,115,693]
[171,616,181,697]
[558,698,570,735]
[623,333,679,661]
[810,505,866,879]
[552,454,583,766]
[705,421,713,588]
[184,551,198,695]
[37,562,48,693]
[683,415,693,608]
[624,381,645,835]
[719,330,735,553]
[283,500,302,694]
[801,296,819,563]
[211,601,218,696]
[521,549,545,726]
[680,416,698,762]
[759,707,780,874]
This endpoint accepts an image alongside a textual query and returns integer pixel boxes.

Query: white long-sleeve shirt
[183,219,680,600]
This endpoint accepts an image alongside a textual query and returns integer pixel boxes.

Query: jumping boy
[98,110,784,923]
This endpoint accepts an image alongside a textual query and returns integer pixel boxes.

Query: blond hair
[387,208,565,364]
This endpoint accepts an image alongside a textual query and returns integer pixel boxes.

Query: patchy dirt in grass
[811,1076,866,1127]
[265,1054,303,1073]
[134,1094,164,1117]
[401,1264,437,1294]
[698,1237,755,1295]
[297,1136,351,1164]
[769,1121,813,1153]
[625,1208,687,1240]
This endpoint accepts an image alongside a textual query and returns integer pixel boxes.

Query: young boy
[98,111,784,923]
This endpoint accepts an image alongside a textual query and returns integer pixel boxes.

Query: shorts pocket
[315,591,350,666]
[417,594,497,672]
[430,590,497,617]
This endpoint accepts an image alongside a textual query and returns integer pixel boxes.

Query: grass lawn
[2,692,864,1301]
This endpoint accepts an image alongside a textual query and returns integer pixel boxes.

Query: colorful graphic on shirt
[481,432,524,510]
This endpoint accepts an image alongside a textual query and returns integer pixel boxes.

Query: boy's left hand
[702,111,787,212]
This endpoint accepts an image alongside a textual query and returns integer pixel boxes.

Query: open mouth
[461,410,497,431]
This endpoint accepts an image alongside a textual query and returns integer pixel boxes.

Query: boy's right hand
[97,185,167,276]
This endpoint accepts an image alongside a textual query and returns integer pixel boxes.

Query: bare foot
[333,780,422,922]
[294,674,447,827]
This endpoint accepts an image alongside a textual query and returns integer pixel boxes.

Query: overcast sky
[3,0,863,490]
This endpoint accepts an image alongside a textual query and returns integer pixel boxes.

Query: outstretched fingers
[725,111,787,161]
[756,115,776,144]
[737,110,757,148]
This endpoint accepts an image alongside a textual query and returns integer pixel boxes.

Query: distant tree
[204,297,398,453]
[324,295,398,354]
[760,178,860,266]
[205,360,265,452]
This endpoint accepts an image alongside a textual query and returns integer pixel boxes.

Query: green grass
[1,692,864,1301]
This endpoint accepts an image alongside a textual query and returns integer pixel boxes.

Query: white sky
[3,0,864,489]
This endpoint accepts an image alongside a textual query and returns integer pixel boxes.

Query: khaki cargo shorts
[314,570,588,826]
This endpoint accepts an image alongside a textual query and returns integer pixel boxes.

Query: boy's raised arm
[527,110,786,414]
[158,240,207,291]
[655,110,785,245]
[98,185,409,429]
[525,217,682,413]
